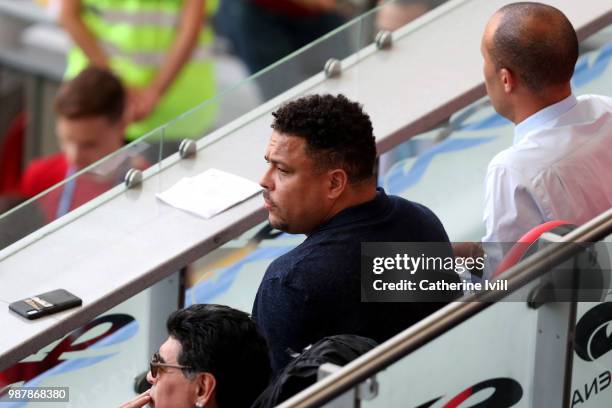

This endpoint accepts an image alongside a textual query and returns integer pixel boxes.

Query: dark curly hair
[167,304,271,408]
[271,94,376,183]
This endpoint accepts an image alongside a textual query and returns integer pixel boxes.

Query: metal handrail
[277,208,612,408]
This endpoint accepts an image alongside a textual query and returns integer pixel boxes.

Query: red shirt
[21,153,68,199]
[21,154,113,222]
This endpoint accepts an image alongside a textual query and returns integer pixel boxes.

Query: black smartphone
[9,289,82,320]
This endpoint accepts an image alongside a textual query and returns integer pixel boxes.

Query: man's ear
[328,169,348,199]
[194,372,216,407]
[499,67,516,93]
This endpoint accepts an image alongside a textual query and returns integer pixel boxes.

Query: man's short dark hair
[271,94,376,183]
[490,2,578,92]
[167,304,271,408]
[54,67,125,123]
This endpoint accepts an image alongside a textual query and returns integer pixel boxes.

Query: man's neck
[326,180,378,221]
[512,84,572,124]
[303,181,378,236]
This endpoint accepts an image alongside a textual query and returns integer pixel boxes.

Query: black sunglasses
[150,352,192,378]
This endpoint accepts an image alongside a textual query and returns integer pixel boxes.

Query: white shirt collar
[514,94,578,144]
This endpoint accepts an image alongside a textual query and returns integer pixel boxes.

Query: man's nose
[259,167,273,190]
[146,370,156,385]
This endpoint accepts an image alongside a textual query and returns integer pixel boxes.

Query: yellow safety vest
[65,0,218,141]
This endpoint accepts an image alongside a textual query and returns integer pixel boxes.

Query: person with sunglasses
[119,304,271,408]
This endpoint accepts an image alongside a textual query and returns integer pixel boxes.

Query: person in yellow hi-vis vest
[59,0,218,147]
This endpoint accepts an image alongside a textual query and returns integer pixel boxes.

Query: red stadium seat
[493,220,570,278]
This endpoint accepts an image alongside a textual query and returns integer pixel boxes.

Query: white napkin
[156,168,262,219]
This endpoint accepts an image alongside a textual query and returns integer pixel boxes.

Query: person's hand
[126,87,162,122]
[452,242,485,277]
[118,390,151,408]
[452,242,484,259]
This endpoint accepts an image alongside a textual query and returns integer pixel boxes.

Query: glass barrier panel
[237,14,364,106]
[0,127,165,254]
[154,0,376,163]
[0,6,369,252]
[0,0,462,255]
[154,8,379,187]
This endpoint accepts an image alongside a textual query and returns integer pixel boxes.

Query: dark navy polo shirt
[252,188,459,373]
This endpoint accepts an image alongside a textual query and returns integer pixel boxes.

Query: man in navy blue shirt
[253,94,460,373]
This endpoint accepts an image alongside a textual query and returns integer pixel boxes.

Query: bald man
[480,2,612,247]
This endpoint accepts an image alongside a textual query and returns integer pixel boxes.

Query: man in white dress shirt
[480,2,612,246]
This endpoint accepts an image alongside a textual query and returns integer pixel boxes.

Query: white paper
[156,168,262,219]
